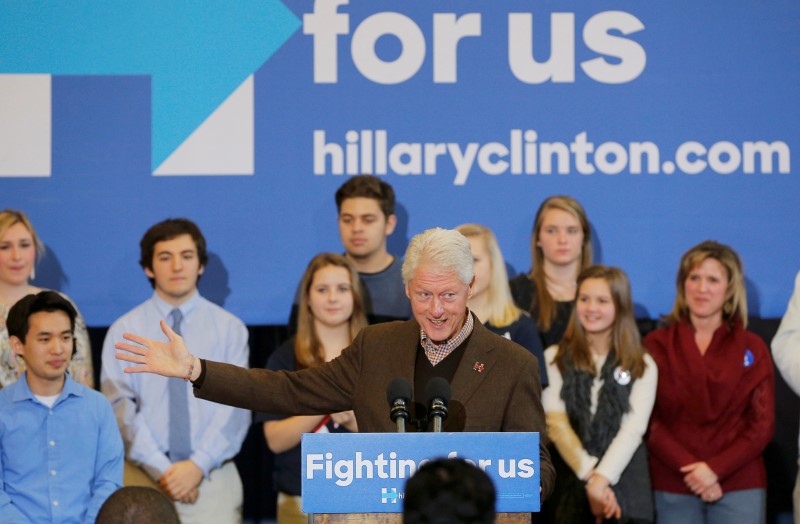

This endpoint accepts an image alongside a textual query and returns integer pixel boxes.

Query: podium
[302,432,539,523]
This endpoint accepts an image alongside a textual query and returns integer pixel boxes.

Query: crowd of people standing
[1,175,798,523]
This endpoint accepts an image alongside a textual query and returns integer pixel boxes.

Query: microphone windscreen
[425,377,451,406]
[387,377,413,406]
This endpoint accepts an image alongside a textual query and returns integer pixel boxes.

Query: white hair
[402,228,474,285]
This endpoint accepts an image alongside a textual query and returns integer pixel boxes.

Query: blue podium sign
[301,432,540,514]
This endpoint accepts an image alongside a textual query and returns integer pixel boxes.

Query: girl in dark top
[644,241,774,524]
[510,195,593,349]
[261,253,368,524]
[456,223,547,387]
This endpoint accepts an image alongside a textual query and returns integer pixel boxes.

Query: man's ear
[405,283,411,300]
[9,336,24,359]
[468,276,475,299]
[144,267,155,280]
[198,264,205,276]
[385,214,398,236]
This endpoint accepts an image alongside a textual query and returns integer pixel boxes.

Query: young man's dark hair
[7,291,77,353]
[335,175,396,218]
[403,458,496,524]
[96,486,180,524]
[138,218,208,288]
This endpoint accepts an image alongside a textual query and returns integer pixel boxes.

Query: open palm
[115,319,192,378]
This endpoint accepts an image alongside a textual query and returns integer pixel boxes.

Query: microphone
[425,377,451,433]
[387,378,412,433]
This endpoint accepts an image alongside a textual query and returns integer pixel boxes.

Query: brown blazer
[194,316,555,498]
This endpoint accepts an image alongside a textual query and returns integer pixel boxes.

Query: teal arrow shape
[0,1,301,171]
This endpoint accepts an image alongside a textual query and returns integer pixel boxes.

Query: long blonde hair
[456,223,522,328]
[295,253,368,369]
[528,196,592,331]
[555,266,646,379]
[665,240,748,328]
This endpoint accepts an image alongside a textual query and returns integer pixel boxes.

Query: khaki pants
[123,460,160,489]
[124,460,243,524]
[277,492,308,524]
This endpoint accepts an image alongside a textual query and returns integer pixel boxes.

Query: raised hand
[114,320,195,379]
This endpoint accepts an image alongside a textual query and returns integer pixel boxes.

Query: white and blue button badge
[744,349,755,368]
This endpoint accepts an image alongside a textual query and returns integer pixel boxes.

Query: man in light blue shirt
[101,218,249,524]
[0,291,123,523]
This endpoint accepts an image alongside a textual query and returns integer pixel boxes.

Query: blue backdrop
[1,0,798,325]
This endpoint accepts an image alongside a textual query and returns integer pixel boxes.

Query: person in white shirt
[541,265,657,523]
[101,218,249,524]
[771,270,800,524]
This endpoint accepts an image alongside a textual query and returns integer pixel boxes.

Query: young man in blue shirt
[0,291,123,523]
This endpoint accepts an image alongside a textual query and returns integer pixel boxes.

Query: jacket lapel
[449,318,499,419]
[396,319,422,387]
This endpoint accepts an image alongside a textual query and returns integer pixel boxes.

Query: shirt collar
[420,309,474,365]
[150,290,200,320]
[12,372,83,406]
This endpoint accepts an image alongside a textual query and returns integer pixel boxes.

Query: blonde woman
[644,241,774,524]
[0,209,93,388]
[260,253,367,524]
[457,224,546,387]
[510,196,593,349]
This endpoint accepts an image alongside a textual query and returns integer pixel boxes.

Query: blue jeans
[654,489,765,524]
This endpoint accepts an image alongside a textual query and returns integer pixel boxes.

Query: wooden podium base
[311,512,530,523]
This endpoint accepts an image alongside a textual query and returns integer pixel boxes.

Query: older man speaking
[115,228,555,499]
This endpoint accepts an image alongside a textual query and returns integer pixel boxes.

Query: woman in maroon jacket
[644,241,774,524]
